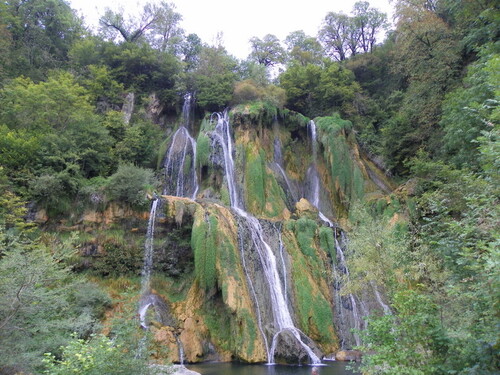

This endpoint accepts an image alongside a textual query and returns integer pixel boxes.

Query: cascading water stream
[139,93,198,358]
[307,121,365,348]
[163,93,199,199]
[141,198,159,295]
[273,137,298,204]
[211,111,320,365]
[335,235,362,347]
[163,127,199,199]
[307,121,335,228]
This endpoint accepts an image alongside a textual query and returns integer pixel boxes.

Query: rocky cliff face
[40,104,394,364]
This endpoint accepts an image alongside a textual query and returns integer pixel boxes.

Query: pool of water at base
[187,361,360,375]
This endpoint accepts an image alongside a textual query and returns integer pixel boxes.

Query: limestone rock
[273,329,323,364]
[295,198,316,214]
[335,350,362,362]
[122,92,134,124]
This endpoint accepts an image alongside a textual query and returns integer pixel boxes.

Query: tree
[279,61,360,117]
[0,72,93,132]
[3,0,83,79]
[377,0,462,173]
[105,163,157,208]
[440,49,499,169]
[0,227,110,372]
[146,1,183,53]
[359,291,449,375]
[284,30,324,66]
[192,45,238,111]
[99,1,184,51]
[249,34,286,67]
[181,33,202,71]
[318,12,351,61]
[352,1,388,53]
[99,4,158,43]
[42,335,154,375]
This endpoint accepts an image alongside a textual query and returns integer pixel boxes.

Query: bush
[105,164,156,208]
[30,170,81,216]
[43,335,154,375]
[233,80,263,104]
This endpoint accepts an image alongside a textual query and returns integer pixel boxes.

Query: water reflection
[187,361,359,375]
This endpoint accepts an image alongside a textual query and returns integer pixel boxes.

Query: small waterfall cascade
[176,336,185,365]
[276,223,288,305]
[211,111,320,365]
[273,136,298,204]
[139,198,171,329]
[331,231,391,349]
[334,233,362,348]
[307,120,335,228]
[163,94,199,199]
[141,198,159,295]
[371,280,392,315]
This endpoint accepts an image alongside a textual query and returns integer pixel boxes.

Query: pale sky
[69,0,394,60]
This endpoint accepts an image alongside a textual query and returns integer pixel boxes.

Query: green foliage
[316,115,365,204]
[0,72,92,131]
[440,49,499,169]
[249,34,286,67]
[0,125,40,188]
[30,170,79,216]
[245,148,266,214]
[294,217,318,259]
[344,202,411,295]
[318,226,336,260]
[192,45,238,111]
[82,65,125,107]
[113,120,163,168]
[279,62,360,117]
[191,212,218,291]
[0,226,110,372]
[105,164,156,208]
[196,131,211,169]
[318,2,387,61]
[2,0,83,80]
[43,334,153,375]
[358,290,449,375]
[284,30,324,67]
[92,237,143,277]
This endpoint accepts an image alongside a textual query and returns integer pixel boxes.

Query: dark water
[187,361,360,375]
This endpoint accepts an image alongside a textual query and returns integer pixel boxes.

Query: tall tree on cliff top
[284,30,324,66]
[319,2,387,61]
[249,34,286,67]
[99,0,183,53]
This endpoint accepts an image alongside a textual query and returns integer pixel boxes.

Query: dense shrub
[105,164,157,208]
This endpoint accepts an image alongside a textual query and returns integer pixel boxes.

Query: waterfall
[211,111,320,365]
[176,336,185,365]
[306,121,334,228]
[276,224,288,305]
[163,127,199,199]
[307,121,366,348]
[139,93,198,355]
[372,281,391,315]
[141,198,159,294]
[335,235,362,347]
[273,136,298,204]
[163,93,199,199]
